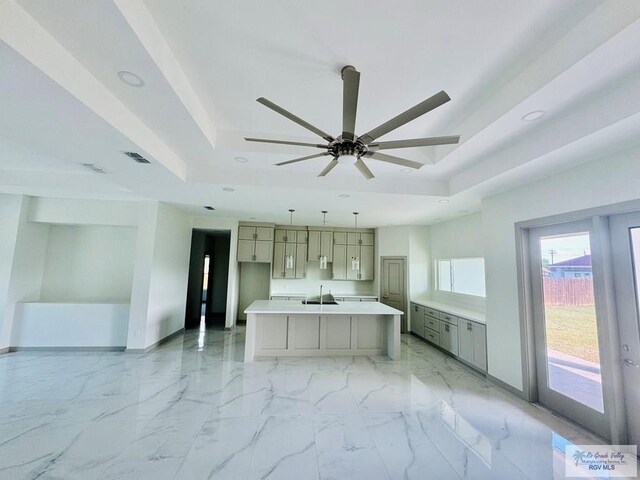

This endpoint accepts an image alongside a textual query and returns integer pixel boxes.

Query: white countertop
[246,300,403,315]
[410,299,485,324]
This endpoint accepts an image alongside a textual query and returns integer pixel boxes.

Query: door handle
[622,358,640,368]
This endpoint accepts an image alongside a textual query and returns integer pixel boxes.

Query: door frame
[515,199,639,443]
[379,256,407,331]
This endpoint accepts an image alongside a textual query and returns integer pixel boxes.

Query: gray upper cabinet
[333,232,348,245]
[308,230,333,262]
[237,224,274,263]
[332,230,375,281]
[273,227,307,279]
[332,244,347,280]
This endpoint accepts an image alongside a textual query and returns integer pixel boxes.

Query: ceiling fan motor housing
[329,138,367,160]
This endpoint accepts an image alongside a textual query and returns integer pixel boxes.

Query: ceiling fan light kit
[246,65,460,179]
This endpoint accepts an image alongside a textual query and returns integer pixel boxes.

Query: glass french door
[609,212,640,446]
[529,221,610,438]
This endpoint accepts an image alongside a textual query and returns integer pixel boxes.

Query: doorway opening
[185,230,231,330]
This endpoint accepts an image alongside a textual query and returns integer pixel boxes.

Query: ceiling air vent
[124,151,151,164]
[81,163,107,174]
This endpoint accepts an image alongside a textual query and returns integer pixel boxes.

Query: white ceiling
[1,0,640,226]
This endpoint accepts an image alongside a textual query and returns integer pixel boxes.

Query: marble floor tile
[0,326,630,480]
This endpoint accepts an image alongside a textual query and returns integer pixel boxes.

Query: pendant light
[351,212,360,271]
[319,210,328,269]
[285,209,295,269]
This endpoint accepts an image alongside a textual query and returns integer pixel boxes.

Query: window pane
[452,258,486,297]
[438,260,451,292]
[540,232,603,413]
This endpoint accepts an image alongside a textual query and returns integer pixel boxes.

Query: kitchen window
[436,257,486,297]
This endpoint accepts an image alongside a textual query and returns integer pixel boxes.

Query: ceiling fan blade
[342,67,360,141]
[358,90,451,144]
[366,152,425,169]
[354,158,375,180]
[257,98,334,142]
[368,135,460,151]
[245,137,328,148]
[318,158,338,177]
[275,152,330,166]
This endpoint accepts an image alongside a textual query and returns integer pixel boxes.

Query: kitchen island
[244,300,402,362]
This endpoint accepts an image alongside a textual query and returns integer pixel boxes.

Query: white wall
[142,203,192,348]
[0,194,26,350]
[40,225,136,302]
[428,213,485,310]
[12,303,129,348]
[482,145,640,390]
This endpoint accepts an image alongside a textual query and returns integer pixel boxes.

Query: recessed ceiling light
[117,70,144,87]
[249,217,257,220]
[204,206,215,211]
[235,156,248,163]
[400,168,411,173]
[223,187,235,192]
[338,193,350,198]
[438,199,449,204]
[521,110,545,121]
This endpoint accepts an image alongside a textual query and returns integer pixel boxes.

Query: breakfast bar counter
[243,300,402,362]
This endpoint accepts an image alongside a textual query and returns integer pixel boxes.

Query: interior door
[609,212,640,446]
[529,221,610,439]
[381,258,405,331]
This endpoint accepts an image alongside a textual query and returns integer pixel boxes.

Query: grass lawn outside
[544,305,600,364]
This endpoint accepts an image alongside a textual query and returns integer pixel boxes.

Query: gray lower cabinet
[410,303,425,337]
[439,320,459,355]
[410,302,486,372]
[458,319,487,371]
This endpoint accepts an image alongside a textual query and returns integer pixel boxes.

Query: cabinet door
[321,231,333,262]
[254,240,272,263]
[238,226,255,240]
[440,321,459,355]
[307,231,320,260]
[296,230,308,244]
[472,323,487,371]
[346,245,359,280]
[333,232,347,245]
[332,244,347,280]
[360,232,374,246]
[358,245,374,280]
[237,239,255,262]
[458,319,474,364]
[274,229,286,243]
[347,232,358,245]
[295,243,307,278]
[273,243,285,278]
[284,243,296,279]
[255,227,273,241]
[410,304,423,335]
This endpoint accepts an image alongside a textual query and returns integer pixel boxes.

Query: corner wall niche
[12,224,136,349]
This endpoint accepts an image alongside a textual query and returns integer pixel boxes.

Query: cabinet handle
[445,324,449,332]
[252,254,256,261]
[467,322,472,331]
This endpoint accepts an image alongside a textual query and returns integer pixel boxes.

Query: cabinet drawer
[424,307,439,318]
[424,328,440,345]
[440,312,457,325]
[424,315,439,331]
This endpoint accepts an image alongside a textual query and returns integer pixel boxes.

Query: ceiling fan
[245,65,460,179]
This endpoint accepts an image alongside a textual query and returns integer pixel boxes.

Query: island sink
[301,300,339,305]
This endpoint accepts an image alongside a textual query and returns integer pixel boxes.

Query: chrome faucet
[319,285,323,305]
